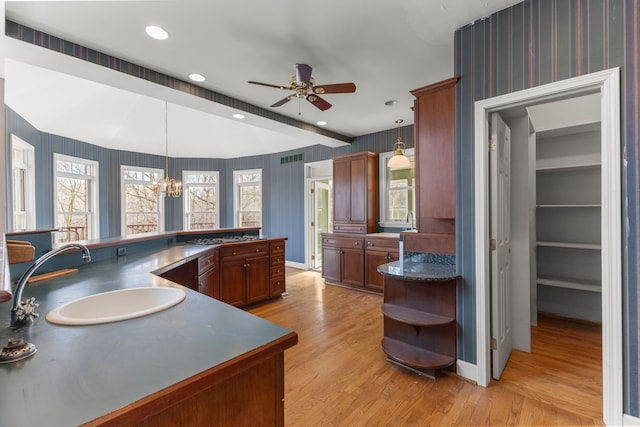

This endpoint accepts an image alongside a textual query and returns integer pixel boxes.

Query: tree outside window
[379,150,415,228]
[234,169,262,228]
[121,167,163,235]
[183,171,219,230]
[54,154,99,242]
[11,136,35,231]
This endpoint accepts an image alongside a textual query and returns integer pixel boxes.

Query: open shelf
[381,337,455,371]
[381,303,454,327]
[537,275,601,293]
[536,162,601,172]
[536,204,601,208]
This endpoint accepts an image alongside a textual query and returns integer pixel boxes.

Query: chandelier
[387,119,411,169]
[153,102,182,197]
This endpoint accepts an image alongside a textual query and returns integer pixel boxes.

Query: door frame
[304,160,333,270]
[473,68,622,425]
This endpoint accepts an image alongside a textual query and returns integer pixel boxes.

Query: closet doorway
[473,68,622,426]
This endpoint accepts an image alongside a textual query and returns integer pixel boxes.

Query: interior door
[312,181,331,270]
[490,112,513,380]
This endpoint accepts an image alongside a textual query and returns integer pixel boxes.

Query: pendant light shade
[387,119,411,169]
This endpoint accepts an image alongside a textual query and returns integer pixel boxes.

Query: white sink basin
[46,287,186,326]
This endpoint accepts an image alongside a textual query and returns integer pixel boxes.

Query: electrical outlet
[117,247,126,257]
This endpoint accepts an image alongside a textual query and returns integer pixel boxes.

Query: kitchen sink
[46,287,186,326]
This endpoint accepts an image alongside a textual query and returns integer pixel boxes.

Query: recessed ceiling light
[145,25,168,40]
[189,73,206,82]
[233,113,245,119]
[316,121,327,126]
[384,100,398,106]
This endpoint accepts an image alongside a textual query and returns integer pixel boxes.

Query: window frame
[233,168,262,228]
[378,148,416,228]
[53,153,100,241]
[120,165,164,236]
[182,170,220,231]
[10,135,36,231]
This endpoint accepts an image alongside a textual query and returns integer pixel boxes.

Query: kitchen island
[0,242,297,426]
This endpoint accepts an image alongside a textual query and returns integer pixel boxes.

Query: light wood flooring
[249,268,603,426]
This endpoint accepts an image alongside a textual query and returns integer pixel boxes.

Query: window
[233,169,262,228]
[54,154,99,243]
[121,166,163,235]
[378,149,415,228]
[183,170,219,230]
[11,136,35,231]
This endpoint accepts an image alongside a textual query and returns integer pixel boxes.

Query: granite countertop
[0,242,296,426]
[377,252,458,281]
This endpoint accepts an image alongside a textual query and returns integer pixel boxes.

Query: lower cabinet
[322,233,399,293]
[220,243,270,307]
[197,249,219,299]
[321,234,364,288]
[270,239,287,297]
[364,236,400,292]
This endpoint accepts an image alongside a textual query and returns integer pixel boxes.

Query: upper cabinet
[333,151,378,234]
[411,77,458,235]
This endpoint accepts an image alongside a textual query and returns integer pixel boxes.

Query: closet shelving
[535,121,601,294]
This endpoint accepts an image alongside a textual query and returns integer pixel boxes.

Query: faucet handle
[14,297,39,324]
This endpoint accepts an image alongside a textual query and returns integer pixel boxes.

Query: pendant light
[387,119,411,169]
[153,102,182,197]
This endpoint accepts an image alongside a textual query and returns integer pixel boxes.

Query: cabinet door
[333,158,351,222]
[219,258,246,307]
[246,256,270,304]
[198,266,219,300]
[365,250,388,292]
[349,156,367,223]
[322,246,342,283]
[341,247,364,287]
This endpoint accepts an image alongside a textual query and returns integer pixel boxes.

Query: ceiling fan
[248,63,356,113]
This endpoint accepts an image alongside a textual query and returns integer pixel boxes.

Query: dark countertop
[377,252,458,281]
[0,242,296,426]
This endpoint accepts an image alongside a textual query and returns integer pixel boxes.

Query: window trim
[378,148,415,228]
[233,168,262,228]
[182,170,220,231]
[120,165,164,236]
[53,153,100,241]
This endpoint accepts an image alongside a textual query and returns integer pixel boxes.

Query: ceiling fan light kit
[248,63,356,113]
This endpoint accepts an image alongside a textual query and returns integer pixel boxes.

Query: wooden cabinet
[321,233,364,288]
[364,235,400,292]
[269,239,286,297]
[382,275,457,378]
[220,243,269,307]
[332,151,378,234]
[411,78,458,236]
[197,248,219,300]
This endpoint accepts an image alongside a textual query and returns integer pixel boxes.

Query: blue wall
[454,0,639,415]
[5,107,414,266]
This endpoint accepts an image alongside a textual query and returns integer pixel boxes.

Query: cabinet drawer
[271,265,286,279]
[365,237,400,252]
[270,240,285,255]
[198,250,217,274]
[270,278,285,296]
[220,243,268,259]
[321,236,364,248]
[333,223,367,233]
[271,255,285,266]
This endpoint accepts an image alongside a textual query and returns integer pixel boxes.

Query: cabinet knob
[256,248,260,252]
[232,252,237,256]
[206,259,212,264]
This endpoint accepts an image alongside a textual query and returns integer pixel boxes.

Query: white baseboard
[456,359,478,383]
[285,261,305,270]
[624,414,640,426]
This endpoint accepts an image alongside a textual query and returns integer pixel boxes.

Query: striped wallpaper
[454,0,639,415]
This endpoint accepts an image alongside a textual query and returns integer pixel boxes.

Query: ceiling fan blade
[313,82,357,94]
[295,63,312,86]
[306,94,332,111]
[271,96,293,108]
[248,80,291,90]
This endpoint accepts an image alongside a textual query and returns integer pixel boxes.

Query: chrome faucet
[406,212,415,230]
[11,243,91,326]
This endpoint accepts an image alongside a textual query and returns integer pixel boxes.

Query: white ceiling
[2,0,523,159]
